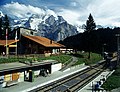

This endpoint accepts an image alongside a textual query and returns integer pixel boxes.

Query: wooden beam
[9,45,17,47]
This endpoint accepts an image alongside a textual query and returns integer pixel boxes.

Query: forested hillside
[59,27,119,53]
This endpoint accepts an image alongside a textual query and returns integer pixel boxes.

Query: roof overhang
[0,40,19,47]
[22,35,65,48]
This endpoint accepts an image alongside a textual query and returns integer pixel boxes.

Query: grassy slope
[73,52,102,65]
[102,66,120,91]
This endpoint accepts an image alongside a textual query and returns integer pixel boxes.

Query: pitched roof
[23,35,65,47]
[0,40,19,46]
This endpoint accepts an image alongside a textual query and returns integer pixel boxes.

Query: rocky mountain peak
[58,16,65,23]
[45,15,56,25]
[1,10,79,41]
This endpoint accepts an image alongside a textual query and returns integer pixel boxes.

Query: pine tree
[2,14,11,39]
[85,13,96,32]
[0,17,3,39]
[85,13,96,59]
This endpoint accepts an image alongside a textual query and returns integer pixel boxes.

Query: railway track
[29,62,105,92]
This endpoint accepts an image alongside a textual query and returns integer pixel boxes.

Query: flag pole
[15,30,17,55]
[6,28,8,55]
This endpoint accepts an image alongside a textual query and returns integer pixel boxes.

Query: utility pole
[116,34,120,67]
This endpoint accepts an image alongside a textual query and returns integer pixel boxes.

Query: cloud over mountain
[0,2,79,41]
[58,0,120,27]
[1,2,57,19]
[1,0,120,27]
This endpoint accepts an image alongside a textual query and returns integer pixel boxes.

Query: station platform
[79,70,115,92]
[79,58,116,92]
[1,64,89,92]
[1,59,116,92]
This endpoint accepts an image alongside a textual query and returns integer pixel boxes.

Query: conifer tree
[0,17,3,39]
[86,13,96,32]
[85,13,96,59]
[2,14,11,39]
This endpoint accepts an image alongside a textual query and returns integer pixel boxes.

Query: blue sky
[0,0,120,27]
[0,0,72,9]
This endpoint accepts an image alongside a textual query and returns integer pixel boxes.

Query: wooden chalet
[19,35,65,54]
[0,27,65,55]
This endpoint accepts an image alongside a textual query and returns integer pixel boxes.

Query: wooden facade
[0,27,65,55]
[19,35,64,54]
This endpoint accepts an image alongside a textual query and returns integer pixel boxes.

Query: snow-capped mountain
[1,1,120,35]
[75,24,85,33]
[0,9,78,41]
[24,14,78,41]
[0,1,84,41]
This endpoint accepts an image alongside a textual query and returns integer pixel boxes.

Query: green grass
[71,52,102,65]
[0,54,72,64]
[85,53,103,65]
[0,52,102,66]
[73,58,84,65]
[102,66,120,91]
[102,76,120,91]
[0,57,32,64]
[37,55,72,64]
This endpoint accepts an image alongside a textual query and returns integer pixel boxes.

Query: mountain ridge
[0,10,79,41]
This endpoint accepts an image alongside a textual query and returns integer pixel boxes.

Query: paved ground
[61,56,78,71]
[1,64,88,92]
[0,62,27,71]
[0,60,58,71]
[79,70,115,92]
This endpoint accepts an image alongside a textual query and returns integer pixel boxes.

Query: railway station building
[0,27,65,55]
[0,60,62,88]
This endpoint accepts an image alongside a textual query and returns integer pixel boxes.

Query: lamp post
[116,34,120,67]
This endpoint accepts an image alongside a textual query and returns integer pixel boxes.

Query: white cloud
[90,0,120,27]
[58,9,83,25]
[46,9,58,18]
[1,0,120,27]
[1,2,57,19]
[70,2,77,7]
[2,2,44,18]
[57,0,120,27]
